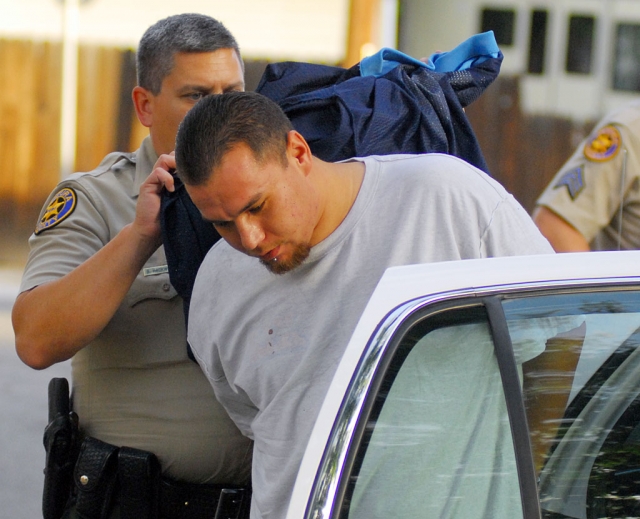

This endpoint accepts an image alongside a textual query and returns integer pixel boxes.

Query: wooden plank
[30,40,62,202]
[0,39,62,208]
[75,45,122,172]
[0,40,17,199]
[344,0,381,67]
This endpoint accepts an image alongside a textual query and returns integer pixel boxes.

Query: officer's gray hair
[137,13,242,94]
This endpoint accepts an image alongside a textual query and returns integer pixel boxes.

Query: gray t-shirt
[189,153,554,518]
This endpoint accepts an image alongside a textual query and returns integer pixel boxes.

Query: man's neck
[310,158,365,246]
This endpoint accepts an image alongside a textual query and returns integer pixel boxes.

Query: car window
[340,307,524,519]
[502,290,640,519]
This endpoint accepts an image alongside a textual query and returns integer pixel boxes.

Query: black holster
[42,378,250,519]
[43,377,80,519]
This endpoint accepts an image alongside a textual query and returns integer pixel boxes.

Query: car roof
[288,250,640,518]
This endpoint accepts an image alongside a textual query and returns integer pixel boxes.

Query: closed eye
[213,220,233,230]
[249,202,264,214]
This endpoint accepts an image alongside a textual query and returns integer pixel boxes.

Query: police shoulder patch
[35,187,77,235]
[583,124,621,162]
[554,165,585,200]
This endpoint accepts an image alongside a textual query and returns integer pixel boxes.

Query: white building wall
[400,0,640,122]
[0,0,350,62]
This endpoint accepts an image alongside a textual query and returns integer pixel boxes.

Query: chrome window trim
[305,277,640,519]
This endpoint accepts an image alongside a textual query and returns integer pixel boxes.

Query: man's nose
[237,218,265,252]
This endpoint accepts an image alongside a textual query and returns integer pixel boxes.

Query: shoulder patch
[553,165,585,200]
[584,124,621,162]
[35,187,77,235]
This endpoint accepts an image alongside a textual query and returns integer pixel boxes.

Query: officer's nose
[236,218,265,252]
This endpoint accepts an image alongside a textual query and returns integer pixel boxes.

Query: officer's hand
[133,153,176,246]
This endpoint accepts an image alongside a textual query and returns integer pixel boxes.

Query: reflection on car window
[503,291,640,519]
[342,309,523,519]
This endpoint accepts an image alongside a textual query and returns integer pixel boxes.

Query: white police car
[286,251,640,519]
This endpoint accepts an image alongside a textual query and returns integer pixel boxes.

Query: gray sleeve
[20,182,110,293]
[480,193,554,257]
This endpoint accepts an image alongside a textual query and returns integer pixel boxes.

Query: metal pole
[59,0,80,179]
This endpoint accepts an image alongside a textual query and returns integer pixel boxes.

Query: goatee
[260,243,311,274]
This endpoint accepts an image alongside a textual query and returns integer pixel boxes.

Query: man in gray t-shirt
[162,92,553,519]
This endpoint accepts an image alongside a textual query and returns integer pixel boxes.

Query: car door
[288,251,640,519]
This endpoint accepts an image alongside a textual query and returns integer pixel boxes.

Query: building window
[565,15,595,74]
[528,10,548,74]
[481,8,516,46]
[613,24,640,92]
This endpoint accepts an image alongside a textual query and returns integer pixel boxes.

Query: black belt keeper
[158,478,250,519]
[118,446,160,519]
[214,488,251,519]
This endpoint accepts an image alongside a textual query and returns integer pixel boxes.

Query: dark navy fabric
[256,54,502,170]
[161,173,220,332]
[159,52,503,354]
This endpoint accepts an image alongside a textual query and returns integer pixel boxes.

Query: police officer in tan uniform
[12,14,252,519]
[534,100,640,252]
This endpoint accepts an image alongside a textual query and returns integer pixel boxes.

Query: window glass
[528,10,548,74]
[565,15,595,74]
[341,308,523,519]
[481,8,516,46]
[613,24,640,92]
[502,290,640,519]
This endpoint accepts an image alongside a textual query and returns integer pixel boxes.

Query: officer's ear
[132,86,154,128]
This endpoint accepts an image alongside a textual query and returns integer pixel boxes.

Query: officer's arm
[12,156,176,370]
[532,206,591,252]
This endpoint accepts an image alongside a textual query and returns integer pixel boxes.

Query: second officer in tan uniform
[534,99,640,252]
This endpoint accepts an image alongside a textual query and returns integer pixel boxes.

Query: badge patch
[584,124,621,162]
[35,188,77,235]
[554,165,585,200]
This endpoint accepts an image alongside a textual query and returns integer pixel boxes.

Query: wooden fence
[0,39,148,229]
[0,38,596,232]
[466,76,595,213]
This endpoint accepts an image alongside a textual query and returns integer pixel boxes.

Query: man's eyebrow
[223,81,245,93]
[177,84,210,94]
[177,81,245,95]
[202,194,263,225]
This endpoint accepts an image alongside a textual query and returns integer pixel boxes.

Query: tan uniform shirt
[536,100,640,250]
[20,137,252,484]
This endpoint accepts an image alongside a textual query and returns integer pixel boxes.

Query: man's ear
[132,86,154,128]
[286,130,313,172]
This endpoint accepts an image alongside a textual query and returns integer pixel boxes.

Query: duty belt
[72,437,250,519]
[73,437,251,519]
[44,377,251,519]
[159,477,249,519]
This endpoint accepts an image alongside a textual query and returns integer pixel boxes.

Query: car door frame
[296,276,640,519]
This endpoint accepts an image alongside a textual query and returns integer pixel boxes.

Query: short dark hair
[137,13,242,94]
[176,92,294,186]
